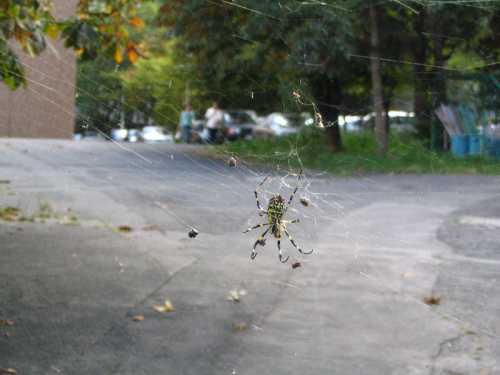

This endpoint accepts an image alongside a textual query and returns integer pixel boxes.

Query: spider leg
[284,229,313,255]
[243,223,269,233]
[254,175,270,213]
[283,172,302,215]
[277,239,289,263]
[251,227,270,260]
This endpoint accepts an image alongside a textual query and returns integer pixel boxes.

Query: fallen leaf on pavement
[227,290,240,302]
[227,156,238,167]
[0,320,14,326]
[0,207,21,222]
[117,225,133,233]
[423,295,441,306]
[153,299,175,313]
[227,289,247,302]
[0,368,17,374]
[232,322,248,332]
[132,315,144,322]
[299,198,310,207]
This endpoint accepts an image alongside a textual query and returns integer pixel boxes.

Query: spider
[243,175,313,263]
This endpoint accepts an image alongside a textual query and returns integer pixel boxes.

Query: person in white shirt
[204,101,224,143]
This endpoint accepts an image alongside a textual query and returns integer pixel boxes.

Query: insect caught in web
[243,174,313,263]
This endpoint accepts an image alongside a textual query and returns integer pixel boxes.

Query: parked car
[223,110,258,141]
[360,111,416,134]
[339,115,364,132]
[110,128,128,142]
[263,112,313,137]
[127,129,142,143]
[141,126,173,143]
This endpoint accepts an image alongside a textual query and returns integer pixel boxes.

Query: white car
[141,126,173,143]
[264,112,313,137]
[110,128,128,142]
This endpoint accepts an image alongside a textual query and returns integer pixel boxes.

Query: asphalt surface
[1,139,500,375]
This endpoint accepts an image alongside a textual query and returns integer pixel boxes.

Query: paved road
[0,139,499,375]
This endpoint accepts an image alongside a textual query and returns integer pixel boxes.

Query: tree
[368,2,387,155]
[405,1,490,141]
[0,0,149,90]
[160,0,373,152]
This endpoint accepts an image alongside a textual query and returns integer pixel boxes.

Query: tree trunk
[369,3,387,155]
[313,78,343,152]
[430,38,448,150]
[413,10,431,139]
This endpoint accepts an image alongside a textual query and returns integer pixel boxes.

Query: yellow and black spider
[244,175,313,263]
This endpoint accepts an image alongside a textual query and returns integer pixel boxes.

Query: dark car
[223,111,258,141]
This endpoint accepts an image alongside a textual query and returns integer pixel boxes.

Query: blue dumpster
[468,134,482,155]
[451,135,469,157]
[487,138,500,158]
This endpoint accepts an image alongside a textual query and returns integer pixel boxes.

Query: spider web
[1,0,500,374]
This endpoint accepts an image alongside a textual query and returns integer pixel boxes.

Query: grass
[0,207,21,222]
[221,129,500,175]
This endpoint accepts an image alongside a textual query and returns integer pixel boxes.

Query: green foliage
[0,0,150,90]
[223,129,500,175]
[121,39,203,132]
[76,57,123,133]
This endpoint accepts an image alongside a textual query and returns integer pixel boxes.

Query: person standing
[179,104,195,143]
[205,101,224,144]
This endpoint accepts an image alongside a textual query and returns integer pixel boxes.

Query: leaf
[0,319,15,326]
[117,225,132,233]
[0,369,17,374]
[423,295,441,306]
[75,48,84,57]
[45,23,60,40]
[132,315,144,322]
[232,322,248,332]
[227,289,247,303]
[227,290,240,302]
[129,16,144,28]
[114,47,123,65]
[153,299,175,313]
[127,47,138,64]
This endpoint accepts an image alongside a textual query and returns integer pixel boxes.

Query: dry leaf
[132,315,144,322]
[75,48,84,57]
[227,290,240,303]
[153,299,175,313]
[46,24,60,40]
[127,47,139,64]
[129,16,144,28]
[0,369,17,374]
[114,47,123,65]
[227,156,238,167]
[117,225,132,233]
[299,198,310,207]
[423,295,441,306]
[232,322,248,332]
[0,319,14,326]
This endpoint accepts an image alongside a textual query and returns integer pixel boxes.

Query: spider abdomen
[267,195,285,238]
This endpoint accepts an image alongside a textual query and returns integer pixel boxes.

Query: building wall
[0,0,78,139]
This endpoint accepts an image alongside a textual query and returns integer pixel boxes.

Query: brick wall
[0,0,78,139]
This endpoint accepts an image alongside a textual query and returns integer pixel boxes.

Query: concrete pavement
[0,139,499,374]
